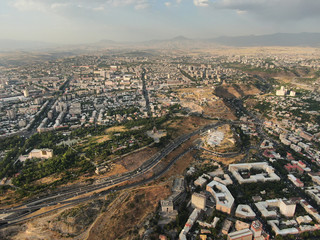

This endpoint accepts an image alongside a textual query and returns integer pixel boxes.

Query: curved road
[0,121,227,228]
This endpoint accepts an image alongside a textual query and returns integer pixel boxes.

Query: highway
[0,89,281,230]
[0,121,226,228]
[141,68,152,118]
[0,106,274,229]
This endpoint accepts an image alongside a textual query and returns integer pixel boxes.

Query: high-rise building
[279,199,296,217]
[23,88,29,97]
[191,193,206,210]
[276,86,286,96]
[251,220,262,238]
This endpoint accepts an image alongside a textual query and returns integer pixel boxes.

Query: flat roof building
[306,186,320,204]
[191,193,206,210]
[227,229,253,240]
[235,204,256,219]
[179,208,201,240]
[206,180,234,214]
[222,220,233,235]
[255,199,296,218]
[235,220,250,231]
[229,162,280,184]
[28,149,53,159]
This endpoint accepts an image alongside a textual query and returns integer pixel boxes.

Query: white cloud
[50,3,69,10]
[92,6,105,11]
[11,0,74,12]
[193,0,209,7]
[236,10,247,15]
[106,0,151,9]
[134,3,149,10]
[164,2,171,7]
[12,0,47,12]
[214,0,320,21]
[10,0,152,12]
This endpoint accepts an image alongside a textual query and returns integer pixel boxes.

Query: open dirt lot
[176,87,237,119]
[87,184,170,240]
[104,126,127,133]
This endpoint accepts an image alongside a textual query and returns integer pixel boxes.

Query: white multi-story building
[28,149,53,159]
[206,180,234,214]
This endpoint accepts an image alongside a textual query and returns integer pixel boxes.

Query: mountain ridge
[1,32,320,52]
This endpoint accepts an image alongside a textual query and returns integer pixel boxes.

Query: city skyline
[1,0,320,44]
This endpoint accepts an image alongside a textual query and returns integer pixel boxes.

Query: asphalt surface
[0,98,296,232]
[0,121,226,228]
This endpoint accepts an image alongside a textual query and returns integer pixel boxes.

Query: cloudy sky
[1,0,320,44]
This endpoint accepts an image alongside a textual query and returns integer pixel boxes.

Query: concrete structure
[28,149,53,159]
[289,91,296,97]
[23,88,29,97]
[276,86,286,96]
[161,200,174,213]
[229,162,280,184]
[18,119,27,127]
[206,180,234,214]
[306,186,320,204]
[296,215,312,225]
[235,220,250,231]
[194,176,207,187]
[260,139,273,149]
[228,229,253,240]
[214,174,233,186]
[179,208,201,240]
[7,109,16,120]
[95,166,108,175]
[235,204,256,219]
[290,144,302,153]
[251,220,262,238]
[160,178,185,214]
[297,129,314,141]
[198,217,220,229]
[251,220,270,240]
[285,163,304,175]
[172,177,185,192]
[255,199,296,218]
[191,193,206,210]
[308,172,320,185]
[207,130,224,147]
[255,201,277,218]
[279,199,296,217]
[222,219,233,235]
[268,217,319,236]
[288,174,304,187]
[212,217,220,228]
[268,220,299,236]
[300,199,320,223]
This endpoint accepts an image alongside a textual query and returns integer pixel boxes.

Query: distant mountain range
[0,39,59,52]
[0,32,320,52]
[211,32,320,47]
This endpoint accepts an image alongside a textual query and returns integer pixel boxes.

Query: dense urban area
[0,47,320,240]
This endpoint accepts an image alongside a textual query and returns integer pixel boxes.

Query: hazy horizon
[1,0,320,44]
